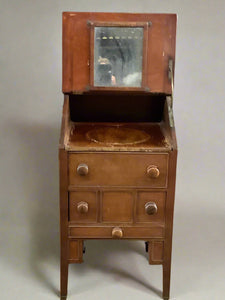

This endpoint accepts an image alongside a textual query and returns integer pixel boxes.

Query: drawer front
[69,191,98,223]
[69,226,164,239]
[69,153,168,187]
[69,190,165,225]
[136,192,166,223]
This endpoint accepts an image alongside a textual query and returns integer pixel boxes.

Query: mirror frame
[89,21,149,92]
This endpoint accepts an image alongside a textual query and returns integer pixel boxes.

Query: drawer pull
[145,202,158,215]
[147,165,160,178]
[77,163,89,176]
[112,227,123,238]
[77,201,89,214]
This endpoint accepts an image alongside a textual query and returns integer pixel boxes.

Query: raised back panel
[63,12,176,94]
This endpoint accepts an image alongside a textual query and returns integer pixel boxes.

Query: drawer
[69,153,168,187]
[69,191,98,223]
[69,226,164,239]
[136,191,166,223]
[69,190,165,224]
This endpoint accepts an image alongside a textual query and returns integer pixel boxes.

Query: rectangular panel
[102,191,133,222]
[69,226,164,239]
[62,12,176,93]
[69,191,98,223]
[136,192,166,223]
[69,240,83,263]
[69,153,168,187]
[149,241,164,264]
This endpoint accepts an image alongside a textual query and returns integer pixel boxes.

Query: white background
[0,1,224,299]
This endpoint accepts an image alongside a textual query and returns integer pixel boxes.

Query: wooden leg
[60,260,68,299]
[59,149,69,299]
[162,258,171,300]
[163,150,177,299]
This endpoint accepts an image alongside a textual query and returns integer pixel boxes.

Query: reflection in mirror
[94,27,143,87]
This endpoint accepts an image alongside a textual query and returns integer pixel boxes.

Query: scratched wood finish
[67,122,171,152]
[60,12,177,300]
[62,12,176,94]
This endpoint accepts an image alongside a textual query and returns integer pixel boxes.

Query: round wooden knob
[77,201,89,214]
[112,227,123,238]
[77,163,89,176]
[145,202,158,215]
[147,165,160,178]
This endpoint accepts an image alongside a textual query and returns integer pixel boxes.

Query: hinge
[72,90,83,95]
[87,20,94,26]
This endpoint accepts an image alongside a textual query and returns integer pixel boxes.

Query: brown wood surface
[163,149,177,299]
[60,11,178,300]
[69,240,83,263]
[149,240,164,264]
[66,122,171,152]
[102,191,133,223]
[69,153,168,187]
[68,189,166,225]
[69,225,164,239]
[59,149,69,298]
[59,96,70,149]
[136,191,165,223]
[69,191,98,223]
[62,12,176,94]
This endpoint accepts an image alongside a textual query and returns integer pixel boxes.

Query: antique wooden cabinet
[59,12,177,300]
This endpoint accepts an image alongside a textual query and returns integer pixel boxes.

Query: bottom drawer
[69,226,164,239]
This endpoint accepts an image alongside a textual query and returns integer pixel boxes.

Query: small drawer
[69,153,168,187]
[69,191,98,223]
[136,192,166,223]
[69,226,164,239]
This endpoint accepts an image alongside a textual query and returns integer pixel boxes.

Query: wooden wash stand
[59,12,177,300]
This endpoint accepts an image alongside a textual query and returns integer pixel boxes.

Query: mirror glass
[94,27,143,87]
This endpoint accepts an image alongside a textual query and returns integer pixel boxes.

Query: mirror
[94,27,144,87]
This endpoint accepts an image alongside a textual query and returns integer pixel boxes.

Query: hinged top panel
[62,12,176,94]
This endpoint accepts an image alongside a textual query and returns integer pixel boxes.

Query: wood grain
[62,12,176,94]
[60,12,178,300]
[149,240,164,264]
[69,225,165,239]
[69,153,168,187]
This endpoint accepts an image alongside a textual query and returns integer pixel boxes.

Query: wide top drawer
[69,153,168,188]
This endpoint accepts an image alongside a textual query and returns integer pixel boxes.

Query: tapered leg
[163,259,171,300]
[59,148,69,299]
[163,149,177,299]
[60,260,68,299]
